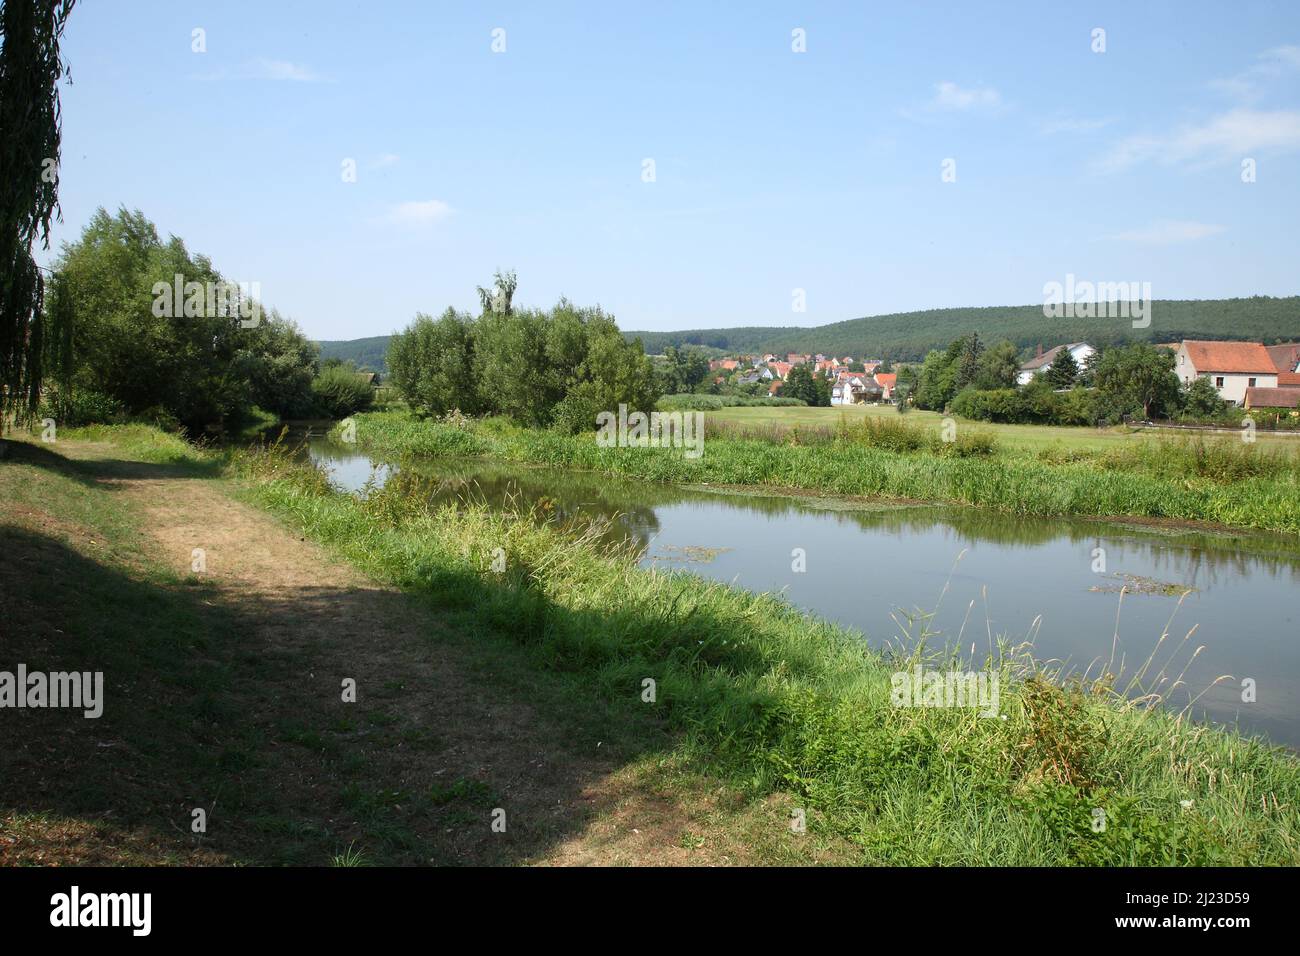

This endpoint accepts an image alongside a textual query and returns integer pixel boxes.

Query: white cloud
[1096,108,1300,172]
[1041,116,1113,135]
[930,81,1001,111]
[387,200,452,225]
[1105,220,1226,244]
[247,58,325,82]
[1211,45,1300,101]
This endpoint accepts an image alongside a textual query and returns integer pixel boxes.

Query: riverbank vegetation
[337,410,1300,534]
[31,207,374,435]
[226,433,1299,864]
[385,271,658,433]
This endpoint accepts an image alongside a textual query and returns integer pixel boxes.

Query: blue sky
[42,0,1300,340]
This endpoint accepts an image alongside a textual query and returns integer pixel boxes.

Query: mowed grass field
[704,404,1298,455]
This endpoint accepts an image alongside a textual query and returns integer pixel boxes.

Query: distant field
[703,404,1295,454]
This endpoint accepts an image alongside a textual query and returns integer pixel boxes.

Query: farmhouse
[1017,342,1094,386]
[1176,340,1277,405]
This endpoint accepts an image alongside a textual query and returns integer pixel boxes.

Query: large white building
[1176,340,1278,405]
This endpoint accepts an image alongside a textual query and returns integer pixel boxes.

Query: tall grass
[337,411,1300,534]
[230,440,1300,865]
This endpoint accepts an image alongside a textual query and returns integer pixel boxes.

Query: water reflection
[304,436,1300,747]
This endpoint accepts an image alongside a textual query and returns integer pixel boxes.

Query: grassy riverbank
[6,425,1298,864]
[338,411,1300,535]
[233,436,1300,865]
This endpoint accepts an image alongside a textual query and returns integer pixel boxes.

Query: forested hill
[316,297,1299,370]
[317,335,392,371]
[627,297,1300,360]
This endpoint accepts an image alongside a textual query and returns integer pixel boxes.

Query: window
[1216,376,1225,387]
[1249,377,1257,387]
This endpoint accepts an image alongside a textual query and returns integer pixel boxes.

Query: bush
[40,388,127,427]
[950,387,1029,423]
[311,366,375,418]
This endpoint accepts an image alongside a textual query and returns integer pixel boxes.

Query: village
[706,338,1300,415]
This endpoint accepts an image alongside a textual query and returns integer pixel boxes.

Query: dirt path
[43,442,770,865]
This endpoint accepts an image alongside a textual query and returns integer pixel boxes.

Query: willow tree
[476,269,517,316]
[0,0,76,427]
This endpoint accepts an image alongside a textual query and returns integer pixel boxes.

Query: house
[831,374,882,405]
[768,380,783,396]
[1244,386,1300,412]
[769,361,794,380]
[874,372,897,401]
[1176,340,1278,405]
[787,353,810,365]
[860,360,882,375]
[1017,343,1095,386]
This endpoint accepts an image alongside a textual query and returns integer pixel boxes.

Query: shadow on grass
[1,436,224,485]
[0,521,673,866]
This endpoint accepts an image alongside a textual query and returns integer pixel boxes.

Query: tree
[476,268,517,316]
[1,0,76,425]
[913,347,960,410]
[1091,344,1179,420]
[386,308,482,416]
[660,345,710,393]
[774,361,816,403]
[393,289,659,431]
[1179,375,1228,420]
[238,308,320,418]
[954,332,984,391]
[1044,348,1080,389]
[47,207,312,431]
[972,340,1020,390]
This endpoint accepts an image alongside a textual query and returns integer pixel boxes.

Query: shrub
[40,387,127,427]
[311,366,375,418]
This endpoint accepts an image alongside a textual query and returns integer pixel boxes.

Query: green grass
[706,404,1298,454]
[338,411,1300,534]
[8,424,1298,865]
[231,438,1300,865]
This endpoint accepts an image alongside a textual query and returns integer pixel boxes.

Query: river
[304,435,1300,748]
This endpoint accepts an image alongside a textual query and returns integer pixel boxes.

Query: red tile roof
[1279,371,1300,387]
[1245,386,1300,409]
[1266,343,1300,374]
[875,373,897,388]
[1182,340,1275,374]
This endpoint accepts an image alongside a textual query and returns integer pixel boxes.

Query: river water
[304,436,1300,747]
